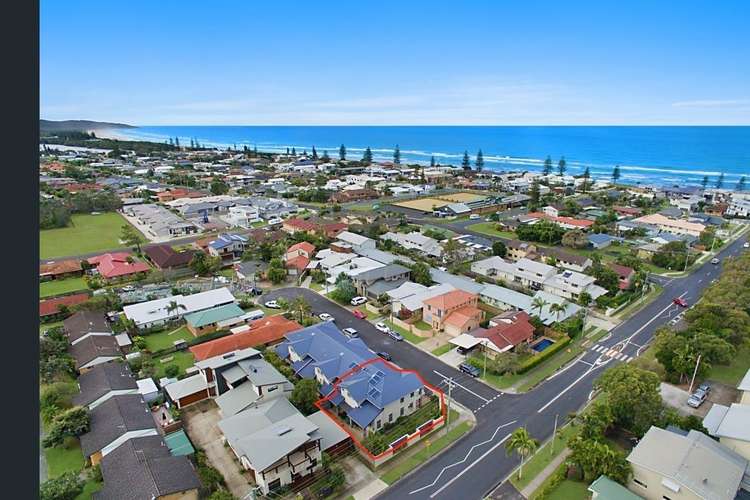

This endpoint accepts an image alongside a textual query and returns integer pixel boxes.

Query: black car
[459,362,480,377]
[248,287,263,296]
[376,351,392,361]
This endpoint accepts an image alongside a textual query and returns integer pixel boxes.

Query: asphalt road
[268,232,748,500]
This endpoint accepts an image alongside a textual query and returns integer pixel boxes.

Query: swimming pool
[532,338,555,353]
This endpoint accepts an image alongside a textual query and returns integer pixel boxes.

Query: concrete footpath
[519,448,571,498]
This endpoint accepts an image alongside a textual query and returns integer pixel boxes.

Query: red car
[352,309,367,319]
[673,297,688,307]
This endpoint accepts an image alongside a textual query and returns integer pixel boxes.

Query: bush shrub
[516,336,572,374]
[39,471,84,500]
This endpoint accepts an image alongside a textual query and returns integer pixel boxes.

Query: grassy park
[40,212,130,259]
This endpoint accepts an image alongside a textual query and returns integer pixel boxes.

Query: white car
[469,214,480,220]
[264,300,281,309]
[267,217,283,225]
[375,322,391,333]
[350,296,368,306]
[319,313,334,322]
[744,242,749,249]
[342,327,359,338]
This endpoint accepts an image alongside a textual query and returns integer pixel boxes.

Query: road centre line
[409,420,517,495]
[433,370,490,403]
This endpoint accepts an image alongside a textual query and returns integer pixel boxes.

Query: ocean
[111,126,750,188]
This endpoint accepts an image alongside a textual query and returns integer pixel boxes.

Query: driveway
[182,401,255,498]
[659,381,737,418]
[438,347,466,368]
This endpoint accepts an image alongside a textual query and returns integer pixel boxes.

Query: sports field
[391,192,487,213]
[40,212,129,259]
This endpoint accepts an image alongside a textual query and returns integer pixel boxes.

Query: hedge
[516,336,572,374]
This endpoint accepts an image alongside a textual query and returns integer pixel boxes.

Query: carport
[449,334,483,354]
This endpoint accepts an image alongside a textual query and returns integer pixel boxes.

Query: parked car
[318,313,334,322]
[264,300,281,309]
[745,242,749,249]
[342,327,359,338]
[459,362,480,377]
[376,351,392,361]
[711,258,720,265]
[469,214,481,220]
[673,297,688,307]
[375,322,390,333]
[352,309,367,320]
[687,388,708,408]
[267,217,283,225]
[388,330,404,341]
[698,382,711,394]
[350,296,368,306]
[248,287,263,296]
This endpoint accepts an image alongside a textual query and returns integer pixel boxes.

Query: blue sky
[41,1,750,125]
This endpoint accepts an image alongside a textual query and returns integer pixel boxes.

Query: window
[376,420,382,428]
[389,413,393,422]
[410,391,414,398]
[400,408,405,416]
[409,402,413,409]
[400,397,404,403]
[267,386,277,392]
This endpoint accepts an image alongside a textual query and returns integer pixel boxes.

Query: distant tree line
[40,191,122,229]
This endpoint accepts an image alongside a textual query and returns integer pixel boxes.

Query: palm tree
[165,300,187,319]
[506,427,539,479]
[289,296,311,323]
[549,302,567,324]
[531,297,548,318]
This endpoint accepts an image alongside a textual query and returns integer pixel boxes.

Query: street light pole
[688,354,703,393]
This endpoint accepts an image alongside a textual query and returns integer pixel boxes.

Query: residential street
[267,231,748,500]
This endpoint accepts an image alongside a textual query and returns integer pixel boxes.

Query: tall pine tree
[612,165,621,183]
[475,150,484,172]
[737,176,746,191]
[339,144,346,161]
[462,151,471,170]
[701,175,709,190]
[543,155,553,175]
[558,156,567,176]
[430,155,436,168]
[321,150,330,162]
[312,146,318,160]
[362,147,373,164]
[393,145,401,165]
[582,166,591,193]
[716,172,724,189]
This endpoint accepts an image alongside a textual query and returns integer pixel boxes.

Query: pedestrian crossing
[590,344,633,362]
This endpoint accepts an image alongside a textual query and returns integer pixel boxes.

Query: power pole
[688,354,702,393]
[446,377,453,430]
[551,414,559,456]
[483,340,488,378]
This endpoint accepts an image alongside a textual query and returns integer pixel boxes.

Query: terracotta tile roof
[88,252,151,279]
[40,293,90,317]
[423,290,476,311]
[608,263,635,279]
[189,316,302,361]
[613,206,643,216]
[40,259,82,277]
[285,255,310,272]
[526,212,594,228]
[283,218,318,231]
[474,311,534,351]
[287,242,315,255]
[444,305,483,328]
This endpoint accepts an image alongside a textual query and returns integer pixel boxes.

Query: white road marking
[537,364,603,414]
[433,370,490,403]
[408,420,516,495]
[428,432,514,498]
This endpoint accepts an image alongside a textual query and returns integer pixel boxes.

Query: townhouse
[275,322,429,437]
[284,241,315,276]
[349,263,411,299]
[422,290,483,336]
[632,213,706,237]
[206,233,248,261]
[72,362,139,410]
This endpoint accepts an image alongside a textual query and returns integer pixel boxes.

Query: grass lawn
[40,320,64,333]
[385,320,427,344]
[310,281,324,292]
[542,478,590,500]
[516,343,586,392]
[45,437,85,478]
[154,350,195,378]
[614,284,663,320]
[414,320,432,330]
[431,343,454,356]
[75,479,103,500]
[380,420,472,485]
[40,212,130,259]
[709,342,750,386]
[143,326,194,352]
[510,424,578,491]
[40,276,90,299]
[465,222,516,239]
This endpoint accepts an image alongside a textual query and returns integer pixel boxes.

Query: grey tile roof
[64,311,112,344]
[69,335,122,369]
[80,394,157,457]
[95,435,201,500]
[73,362,138,407]
[352,263,411,282]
